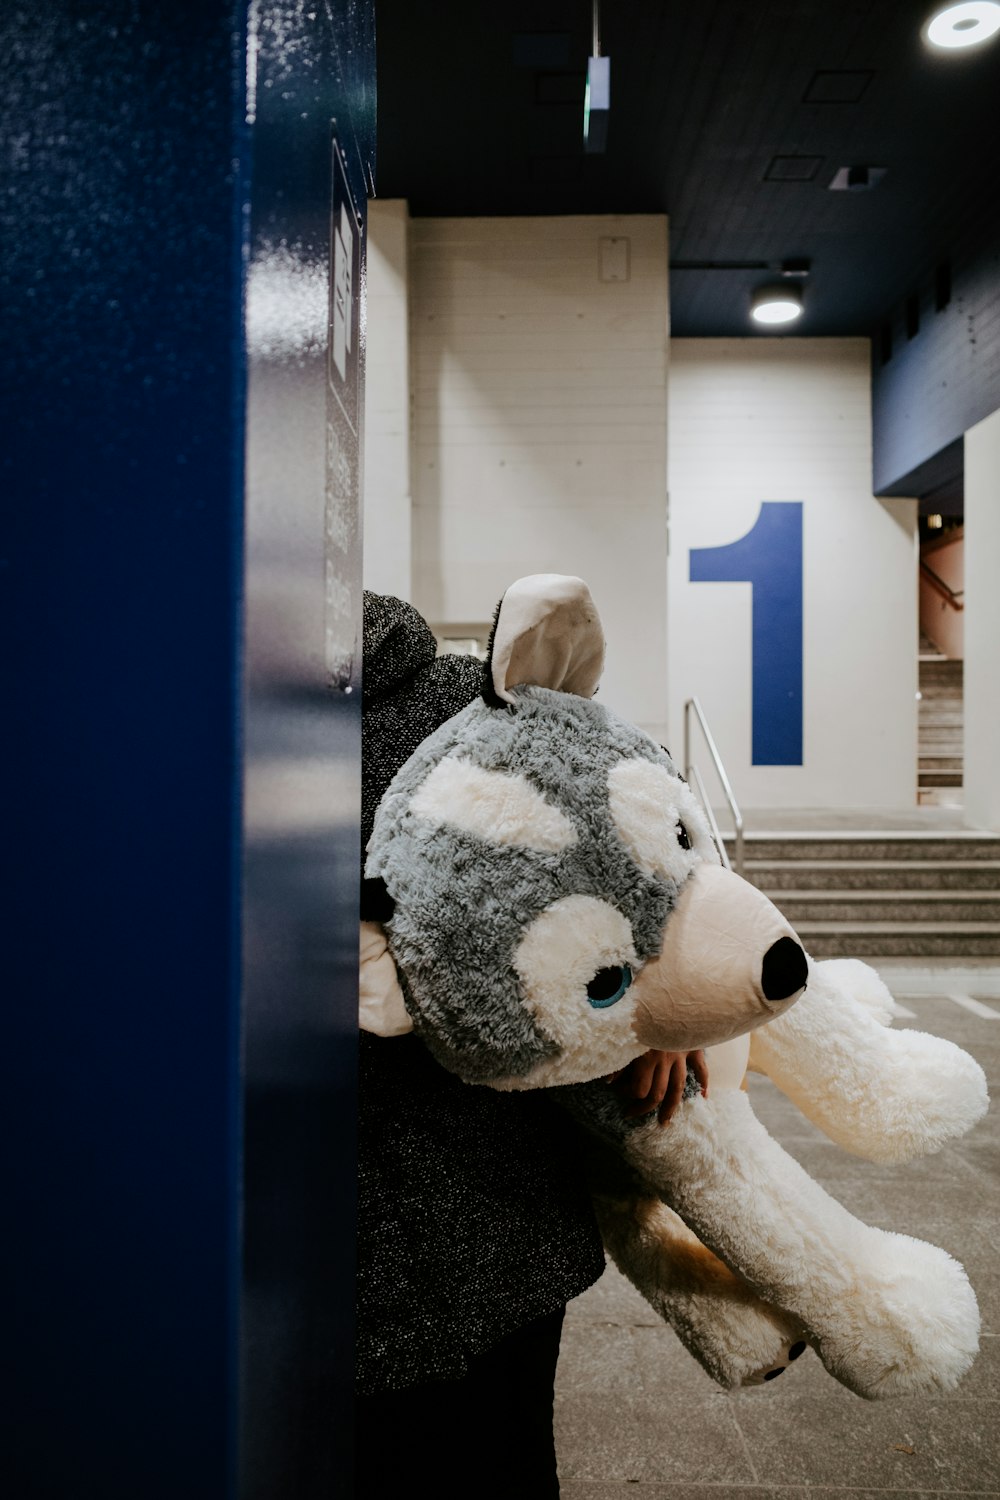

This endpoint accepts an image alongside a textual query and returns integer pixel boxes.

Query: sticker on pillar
[689,502,803,766]
[325,133,364,694]
[328,137,361,436]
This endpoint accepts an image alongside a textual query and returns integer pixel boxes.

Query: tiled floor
[555,962,1000,1497]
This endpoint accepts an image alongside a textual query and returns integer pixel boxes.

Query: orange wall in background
[920,528,964,659]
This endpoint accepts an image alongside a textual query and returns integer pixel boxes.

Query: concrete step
[919,697,963,709]
[745,859,1000,891]
[919,713,964,729]
[792,923,1000,959]
[729,834,1000,863]
[919,658,963,684]
[727,831,999,955]
[771,891,1000,924]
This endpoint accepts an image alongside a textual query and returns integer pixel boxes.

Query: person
[356,590,707,1498]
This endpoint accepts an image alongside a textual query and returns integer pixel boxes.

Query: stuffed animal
[361,574,988,1399]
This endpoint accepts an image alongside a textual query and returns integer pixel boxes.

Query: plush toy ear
[359,921,413,1036]
[483,574,605,706]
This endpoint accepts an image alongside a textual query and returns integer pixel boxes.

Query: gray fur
[366,686,686,1083]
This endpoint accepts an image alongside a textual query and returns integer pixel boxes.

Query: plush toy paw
[814,1229,980,1400]
[614,1088,981,1400]
[748,958,989,1163]
[741,1335,811,1387]
[594,1195,812,1391]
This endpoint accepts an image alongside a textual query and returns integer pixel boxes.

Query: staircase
[918,634,963,799]
[732,831,1000,958]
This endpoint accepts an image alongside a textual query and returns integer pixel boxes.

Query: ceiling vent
[512,33,573,69]
[764,155,824,183]
[803,70,874,103]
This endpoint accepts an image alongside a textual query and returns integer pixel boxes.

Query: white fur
[624,1087,980,1398]
[816,957,896,1026]
[410,756,577,853]
[607,759,715,881]
[509,895,644,1088]
[748,958,990,1162]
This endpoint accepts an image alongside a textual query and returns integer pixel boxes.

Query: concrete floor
[555,961,1000,1498]
[736,806,990,834]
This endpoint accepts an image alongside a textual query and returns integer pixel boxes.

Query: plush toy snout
[630,862,808,1053]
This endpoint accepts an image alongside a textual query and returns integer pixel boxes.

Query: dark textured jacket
[357,592,605,1393]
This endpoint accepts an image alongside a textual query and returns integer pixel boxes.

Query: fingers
[622,1053,680,1121]
[623,1052,660,1102]
[656,1054,688,1125]
[614,1049,712,1124]
[623,1055,671,1118]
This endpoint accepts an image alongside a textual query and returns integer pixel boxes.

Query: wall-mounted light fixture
[924,2,1000,49]
[750,284,804,326]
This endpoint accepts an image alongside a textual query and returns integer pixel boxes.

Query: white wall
[362,199,412,599]
[964,407,1000,830]
[408,214,670,738]
[668,340,918,811]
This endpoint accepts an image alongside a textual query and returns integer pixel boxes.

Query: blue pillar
[1,3,373,1494]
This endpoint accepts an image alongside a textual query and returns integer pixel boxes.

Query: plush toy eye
[586,963,633,1008]
[676,820,691,850]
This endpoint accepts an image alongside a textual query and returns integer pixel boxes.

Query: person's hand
[608,1049,709,1124]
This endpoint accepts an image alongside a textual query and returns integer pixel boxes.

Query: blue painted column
[240,5,374,1497]
[1,4,373,1495]
[690,502,804,766]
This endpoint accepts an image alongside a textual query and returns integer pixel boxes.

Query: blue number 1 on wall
[689,502,803,766]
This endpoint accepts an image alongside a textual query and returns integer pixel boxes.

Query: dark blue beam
[873,217,1000,497]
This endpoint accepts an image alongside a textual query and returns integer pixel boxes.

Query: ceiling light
[751,285,804,326]
[924,2,1000,49]
[828,164,888,192]
[583,55,610,152]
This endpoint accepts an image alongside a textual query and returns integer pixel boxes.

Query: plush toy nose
[630,862,808,1053]
[761,936,809,1002]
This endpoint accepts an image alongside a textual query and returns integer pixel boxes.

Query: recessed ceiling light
[751,285,804,326]
[924,2,1000,50]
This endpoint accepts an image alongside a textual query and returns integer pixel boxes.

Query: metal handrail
[683,696,744,875]
[919,560,964,611]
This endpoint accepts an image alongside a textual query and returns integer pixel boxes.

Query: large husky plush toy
[361,574,987,1398]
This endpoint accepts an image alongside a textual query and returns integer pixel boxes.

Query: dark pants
[355,1305,566,1498]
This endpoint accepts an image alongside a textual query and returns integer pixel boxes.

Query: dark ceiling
[374,0,1000,336]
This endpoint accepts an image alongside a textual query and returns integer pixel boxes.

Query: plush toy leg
[619,1089,980,1399]
[748,958,989,1163]
[594,1192,810,1389]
